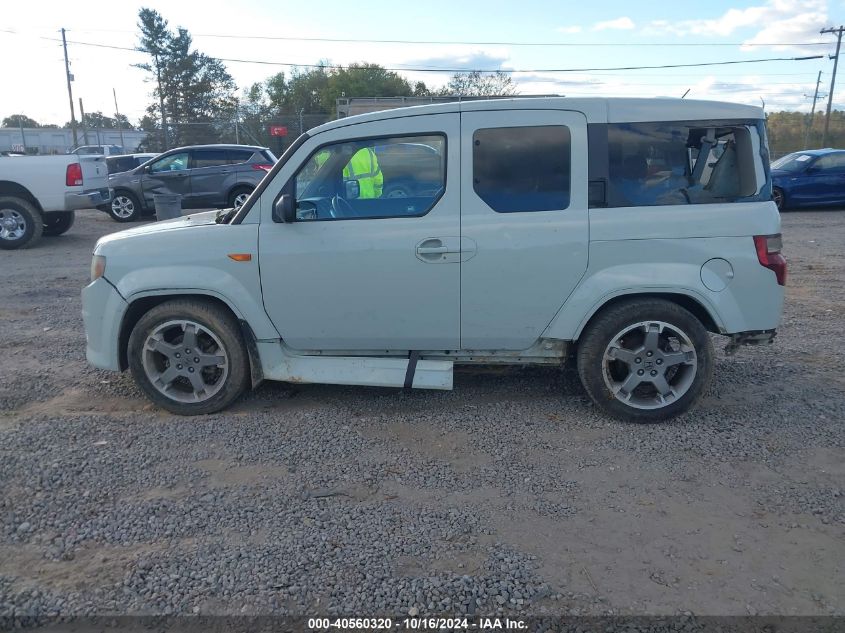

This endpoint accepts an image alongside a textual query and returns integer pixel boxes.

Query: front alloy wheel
[128,299,249,415]
[110,194,141,222]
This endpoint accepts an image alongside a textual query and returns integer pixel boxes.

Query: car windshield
[771,153,814,173]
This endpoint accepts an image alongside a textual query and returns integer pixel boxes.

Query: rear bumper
[65,188,112,211]
[82,277,127,371]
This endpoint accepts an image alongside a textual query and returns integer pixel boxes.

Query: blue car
[770,148,845,210]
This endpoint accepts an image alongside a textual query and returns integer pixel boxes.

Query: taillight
[66,163,83,186]
[251,164,273,172]
[754,234,787,286]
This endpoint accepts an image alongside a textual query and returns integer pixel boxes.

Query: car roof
[312,97,765,135]
[108,153,157,159]
[784,148,844,157]
[167,144,267,152]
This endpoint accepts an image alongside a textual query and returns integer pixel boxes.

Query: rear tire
[109,192,142,222]
[128,299,250,416]
[576,298,713,422]
[42,211,76,236]
[228,187,253,209]
[0,196,43,250]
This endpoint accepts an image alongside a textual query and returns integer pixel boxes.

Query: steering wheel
[331,195,356,218]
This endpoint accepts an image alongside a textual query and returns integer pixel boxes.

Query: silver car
[99,144,277,222]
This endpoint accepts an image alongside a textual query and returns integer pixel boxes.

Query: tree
[440,71,517,97]
[64,111,133,130]
[3,114,40,128]
[135,8,237,149]
[320,63,415,112]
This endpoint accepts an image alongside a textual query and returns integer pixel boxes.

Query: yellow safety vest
[343,148,383,199]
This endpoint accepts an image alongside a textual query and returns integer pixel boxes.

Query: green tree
[135,8,237,149]
[3,114,40,128]
[64,111,133,130]
[440,70,516,97]
[320,63,415,112]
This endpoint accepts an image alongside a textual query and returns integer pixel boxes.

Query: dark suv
[99,144,277,222]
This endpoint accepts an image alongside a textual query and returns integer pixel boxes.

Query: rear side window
[107,157,135,174]
[597,120,767,208]
[228,149,254,164]
[472,126,571,213]
[193,149,230,168]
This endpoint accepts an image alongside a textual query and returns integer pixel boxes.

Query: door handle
[417,246,449,255]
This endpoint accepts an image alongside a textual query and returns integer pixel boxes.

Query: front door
[459,109,589,350]
[258,114,460,351]
[141,151,191,208]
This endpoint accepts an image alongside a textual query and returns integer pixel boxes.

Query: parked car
[98,144,276,222]
[82,98,785,422]
[69,144,125,156]
[0,153,110,249]
[771,148,845,210]
[106,153,158,175]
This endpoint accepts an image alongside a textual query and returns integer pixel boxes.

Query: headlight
[90,255,107,282]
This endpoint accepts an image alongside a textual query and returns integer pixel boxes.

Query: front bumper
[82,277,128,371]
[65,188,112,211]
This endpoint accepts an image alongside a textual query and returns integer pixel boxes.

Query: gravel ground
[0,209,843,623]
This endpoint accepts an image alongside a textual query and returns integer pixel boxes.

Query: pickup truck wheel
[110,193,142,222]
[577,299,713,423]
[128,299,249,415]
[42,211,76,236]
[0,196,42,250]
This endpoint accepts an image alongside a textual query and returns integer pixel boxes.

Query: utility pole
[113,88,125,148]
[78,98,89,144]
[820,25,844,147]
[154,54,169,150]
[804,71,824,148]
[61,28,78,147]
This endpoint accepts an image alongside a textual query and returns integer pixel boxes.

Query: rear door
[190,148,233,208]
[141,151,191,208]
[459,109,589,350]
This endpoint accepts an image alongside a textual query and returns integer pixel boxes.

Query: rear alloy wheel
[42,211,76,236]
[0,196,42,250]
[229,188,253,209]
[577,299,713,422]
[772,187,785,211]
[128,299,249,415]
[109,193,142,222]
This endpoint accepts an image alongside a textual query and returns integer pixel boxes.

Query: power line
[27,35,825,74]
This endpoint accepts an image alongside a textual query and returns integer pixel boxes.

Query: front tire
[0,196,42,250]
[772,187,785,211]
[109,192,142,222]
[576,299,713,422]
[42,211,76,236]
[128,299,250,415]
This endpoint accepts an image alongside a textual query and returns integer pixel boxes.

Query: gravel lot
[0,209,843,622]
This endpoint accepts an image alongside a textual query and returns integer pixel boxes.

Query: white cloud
[593,17,635,31]
[644,0,828,52]
[556,26,582,34]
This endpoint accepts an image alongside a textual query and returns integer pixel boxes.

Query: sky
[1,0,844,126]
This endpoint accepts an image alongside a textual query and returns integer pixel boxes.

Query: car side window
[193,149,230,168]
[228,150,254,164]
[290,134,446,221]
[472,126,571,213]
[150,152,189,174]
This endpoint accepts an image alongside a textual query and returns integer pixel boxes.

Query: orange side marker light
[227,253,252,262]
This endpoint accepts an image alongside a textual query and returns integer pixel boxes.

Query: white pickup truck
[0,154,111,249]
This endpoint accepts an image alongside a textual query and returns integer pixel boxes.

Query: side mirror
[344,179,360,199]
[273,194,296,223]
